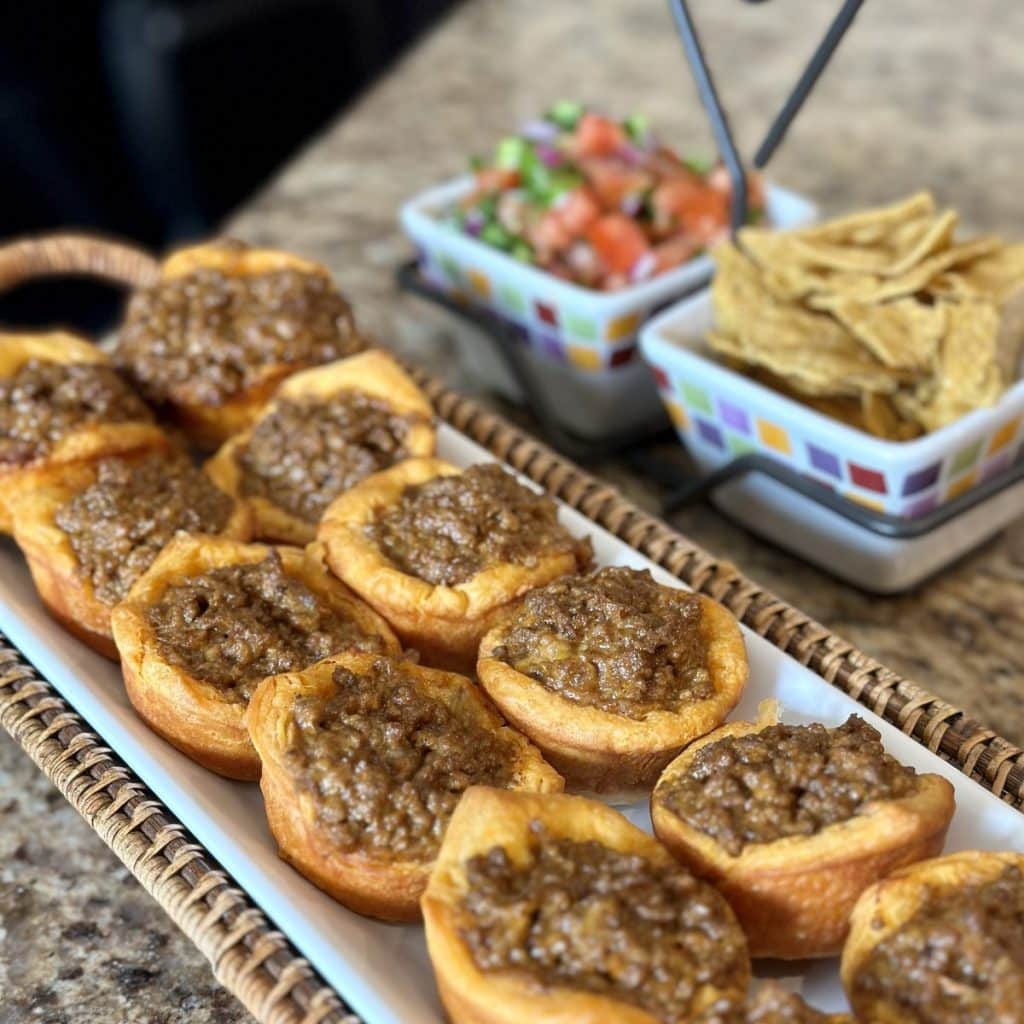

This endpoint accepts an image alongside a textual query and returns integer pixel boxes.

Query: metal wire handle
[668,0,866,232]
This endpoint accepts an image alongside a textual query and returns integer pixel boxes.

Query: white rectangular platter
[1,422,1021,1021]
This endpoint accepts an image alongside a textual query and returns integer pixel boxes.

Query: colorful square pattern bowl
[641,291,1024,517]
[640,291,1024,591]
[400,176,816,438]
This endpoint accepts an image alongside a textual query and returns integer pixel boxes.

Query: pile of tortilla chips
[709,192,1024,438]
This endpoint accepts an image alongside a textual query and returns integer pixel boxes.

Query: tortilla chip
[861,392,923,440]
[900,301,1004,431]
[828,297,946,371]
[777,210,957,276]
[949,242,1024,304]
[797,192,936,246]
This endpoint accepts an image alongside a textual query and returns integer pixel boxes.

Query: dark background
[0,0,457,331]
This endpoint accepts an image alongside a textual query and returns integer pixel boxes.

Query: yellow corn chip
[828,297,946,371]
[901,301,1003,431]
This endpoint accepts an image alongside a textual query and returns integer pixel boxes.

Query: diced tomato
[585,214,650,274]
[556,186,601,235]
[651,235,700,273]
[573,112,627,158]
[529,210,574,255]
[579,157,653,210]
[651,177,704,220]
[645,147,699,181]
[675,187,730,243]
[474,167,520,192]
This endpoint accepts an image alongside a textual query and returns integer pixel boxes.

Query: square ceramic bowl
[399,176,816,439]
[640,291,1024,519]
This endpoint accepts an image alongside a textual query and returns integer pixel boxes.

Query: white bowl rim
[400,175,818,310]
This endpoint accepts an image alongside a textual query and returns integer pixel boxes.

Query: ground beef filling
[743,983,842,1023]
[55,453,234,605]
[0,359,150,466]
[460,826,747,1023]
[239,392,417,523]
[146,552,382,701]
[659,716,919,856]
[367,463,588,586]
[852,865,1024,1024]
[490,568,711,718]
[116,261,360,407]
[285,657,515,858]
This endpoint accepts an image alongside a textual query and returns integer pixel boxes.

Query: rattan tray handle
[0,233,160,294]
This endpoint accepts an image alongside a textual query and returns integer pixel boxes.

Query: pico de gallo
[445,101,765,291]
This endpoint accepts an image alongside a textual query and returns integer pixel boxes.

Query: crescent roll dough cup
[205,350,435,545]
[318,458,588,671]
[9,447,250,659]
[477,587,748,796]
[0,331,164,533]
[116,241,364,450]
[246,653,562,921]
[651,700,956,959]
[110,535,399,780]
[422,787,751,1024]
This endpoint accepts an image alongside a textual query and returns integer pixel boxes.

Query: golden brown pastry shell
[0,331,165,533]
[9,446,251,659]
[318,458,585,672]
[246,653,563,922]
[650,700,957,959]
[110,535,399,780]
[422,786,751,1024]
[477,589,748,796]
[131,242,363,450]
[840,849,1024,1023]
[205,349,436,545]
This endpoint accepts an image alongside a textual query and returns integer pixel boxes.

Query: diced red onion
[631,251,657,283]
[536,143,564,168]
[619,144,648,166]
[464,209,485,236]
[520,119,560,143]
[620,192,644,217]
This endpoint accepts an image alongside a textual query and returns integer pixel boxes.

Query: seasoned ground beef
[55,452,234,605]
[460,825,748,1023]
[367,463,589,586]
[744,983,845,1023]
[852,865,1024,1024]
[490,568,710,718]
[146,552,383,700]
[0,359,150,465]
[239,392,419,523]
[116,257,360,407]
[286,657,514,857]
[658,716,919,855]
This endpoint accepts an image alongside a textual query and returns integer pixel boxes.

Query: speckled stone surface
[3,0,1024,1018]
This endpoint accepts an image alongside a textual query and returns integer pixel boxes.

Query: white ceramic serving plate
[400,177,817,439]
[640,291,1024,591]
[1,423,1021,1022]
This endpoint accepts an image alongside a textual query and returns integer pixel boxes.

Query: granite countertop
[4,1,1024,1019]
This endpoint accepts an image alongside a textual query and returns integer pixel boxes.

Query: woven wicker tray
[1,234,1022,1023]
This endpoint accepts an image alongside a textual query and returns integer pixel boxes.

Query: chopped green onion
[475,193,499,220]
[510,240,534,263]
[481,222,514,250]
[496,136,531,170]
[682,154,714,176]
[544,168,584,204]
[623,113,649,143]
[546,100,584,131]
